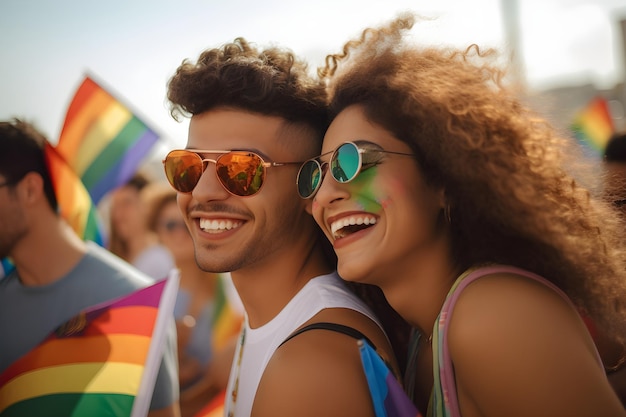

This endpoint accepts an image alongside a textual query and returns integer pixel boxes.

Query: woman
[297,13,626,416]
[146,183,243,417]
[108,173,174,279]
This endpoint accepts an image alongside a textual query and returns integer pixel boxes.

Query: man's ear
[19,172,45,205]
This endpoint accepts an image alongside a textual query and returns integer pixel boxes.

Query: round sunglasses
[296,141,414,199]
[163,149,302,197]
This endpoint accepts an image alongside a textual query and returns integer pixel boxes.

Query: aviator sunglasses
[163,149,302,197]
[296,140,414,199]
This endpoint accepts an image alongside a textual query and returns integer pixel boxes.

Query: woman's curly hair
[319,13,626,341]
[167,37,328,143]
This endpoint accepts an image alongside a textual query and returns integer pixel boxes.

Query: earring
[444,203,452,224]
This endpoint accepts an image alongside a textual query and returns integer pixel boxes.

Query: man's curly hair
[167,38,328,147]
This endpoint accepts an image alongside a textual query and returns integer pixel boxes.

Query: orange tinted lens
[164,150,203,193]
[216,152,265,196]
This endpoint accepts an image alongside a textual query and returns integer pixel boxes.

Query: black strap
[278,322,376,349]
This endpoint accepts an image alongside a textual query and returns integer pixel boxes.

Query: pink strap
[439,265,599,417]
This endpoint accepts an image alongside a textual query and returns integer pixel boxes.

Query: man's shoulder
[81,242,155,292]
[253,320,376,417]
[303,272,380,322]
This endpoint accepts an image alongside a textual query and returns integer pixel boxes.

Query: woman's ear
[304,198,313,216]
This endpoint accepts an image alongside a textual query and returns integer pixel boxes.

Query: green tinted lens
[331,142,360,183]
[297,160,322,199]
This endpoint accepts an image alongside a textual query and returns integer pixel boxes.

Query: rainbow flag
[359,340,419,417]
[0,274,179,417]
[44,142,105,246]
[570,96,615,156]
[56,75,159,204]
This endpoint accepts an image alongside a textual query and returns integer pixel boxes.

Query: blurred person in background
[107,172,174,279]
[0,118,181,417]
[146,182,243,417]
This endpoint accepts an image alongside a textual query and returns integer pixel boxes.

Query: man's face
[176,109,312,274]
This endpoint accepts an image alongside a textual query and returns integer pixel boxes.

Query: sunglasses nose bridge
[199,157,217,170]
[190,156,231,198]
[195,157,215,186]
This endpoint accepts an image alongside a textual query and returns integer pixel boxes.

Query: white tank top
[224,272,381,417]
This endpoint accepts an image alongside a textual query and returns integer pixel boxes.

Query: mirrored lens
[331,142,360,183]
[164,150,203,193]
[297,160,322,199]
[216,152,265,196]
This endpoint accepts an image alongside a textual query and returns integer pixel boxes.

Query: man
[163,38,400,417]
[0,119,180,417]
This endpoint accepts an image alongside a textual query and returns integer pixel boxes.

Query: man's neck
[231,240,333,329]
[12,218,87,287]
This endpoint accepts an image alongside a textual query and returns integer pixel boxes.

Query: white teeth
[330,215,377,235]
[199,218,243,233]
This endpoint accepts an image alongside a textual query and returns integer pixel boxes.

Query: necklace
[227,327,246,417]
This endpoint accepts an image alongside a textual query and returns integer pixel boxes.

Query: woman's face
[156,200,194,264]
[109,185,146,240]
[311,105,445,286]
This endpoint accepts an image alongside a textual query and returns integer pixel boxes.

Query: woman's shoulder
[442,270,617,415]
[446,266,597,379]
[448,266,581,344]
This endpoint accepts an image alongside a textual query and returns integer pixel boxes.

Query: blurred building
[527,17,626,135]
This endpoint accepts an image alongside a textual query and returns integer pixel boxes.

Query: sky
[1,0,626,158]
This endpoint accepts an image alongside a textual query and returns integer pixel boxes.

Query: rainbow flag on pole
[56,75,160,204]
[359,340,419,417]
[0,274,179,417]
[570,96,615,157]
